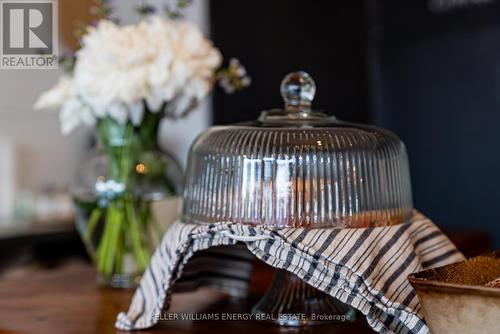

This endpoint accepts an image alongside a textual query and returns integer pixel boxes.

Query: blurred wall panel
[0,70,90,191]
[368,0,500,246]
[0,0,93,193]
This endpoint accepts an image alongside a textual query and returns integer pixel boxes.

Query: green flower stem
[103,203,124,276]
[115,225,124,274]
[95,205,113,273]
[85,207,102,245]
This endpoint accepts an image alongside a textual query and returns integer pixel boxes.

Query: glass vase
[72,114,183,288]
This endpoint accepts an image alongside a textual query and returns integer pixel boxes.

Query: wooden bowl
[408,250,500,334]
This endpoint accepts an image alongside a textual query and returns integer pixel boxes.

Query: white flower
[107,103,128,124]
[59,98,95,135]
[35,16,222,133]
[35,76,96,134]
[129,102,145,126]
[74,16,221,118]
[34,76,74,110]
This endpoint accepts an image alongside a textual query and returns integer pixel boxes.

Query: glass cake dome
[183,71,413,228]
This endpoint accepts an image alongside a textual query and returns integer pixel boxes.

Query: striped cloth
[172,243,254,296]
[116,212,464,333]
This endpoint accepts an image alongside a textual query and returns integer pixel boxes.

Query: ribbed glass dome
[183,72,413,228]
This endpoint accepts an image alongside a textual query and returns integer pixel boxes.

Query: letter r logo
[1,1,54,55]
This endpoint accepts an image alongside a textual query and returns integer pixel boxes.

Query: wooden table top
[0,264,375,334]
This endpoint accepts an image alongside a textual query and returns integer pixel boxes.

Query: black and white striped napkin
[116,212,464,333]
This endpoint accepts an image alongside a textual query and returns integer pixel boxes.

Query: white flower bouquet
[35,0,249,286]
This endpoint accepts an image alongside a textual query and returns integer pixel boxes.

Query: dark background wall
[210,0,500,247]
[210,0,369,124]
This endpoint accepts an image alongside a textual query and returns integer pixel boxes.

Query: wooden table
[0,263,375,334]
[0,227,491,334]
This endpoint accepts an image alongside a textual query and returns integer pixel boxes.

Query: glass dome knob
[280,71,316,109]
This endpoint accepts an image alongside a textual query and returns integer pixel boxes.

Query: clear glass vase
[72,113,183,288]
